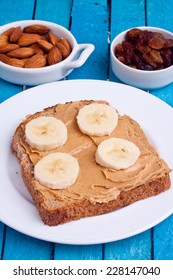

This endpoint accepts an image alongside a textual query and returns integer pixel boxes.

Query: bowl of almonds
[0,20,94,85]
[110,26,173,89]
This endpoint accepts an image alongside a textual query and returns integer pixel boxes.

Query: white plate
[0,80,173,245]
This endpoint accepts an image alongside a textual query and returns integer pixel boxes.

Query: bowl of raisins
[110,27,173,89]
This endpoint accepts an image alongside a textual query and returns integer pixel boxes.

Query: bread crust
[12,102,171,226]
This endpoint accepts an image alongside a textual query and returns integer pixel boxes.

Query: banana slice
[34,152,79,189]
[95,137,141,169]
[76,103,118,136]
[25,116,67,151]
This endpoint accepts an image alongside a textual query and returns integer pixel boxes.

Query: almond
[40,35,48,41]
[21,58,29,63]
[30,43,44,55]
[56,42,69,59]
[9,26,22,43]
[25,54,47,68]
[0,35,8,48]
[58,37,72,54]
[8,58,25,68]
[2,27,15,37]
[37,39,53,52]
[18,33,42,46]
[0,53,11,64]
[0,44,19,54]
[23,24,50,35]
[47,46,62,65]
[7,47,35,58]
[48,32,59,46]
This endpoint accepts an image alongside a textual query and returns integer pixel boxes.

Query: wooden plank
[104,231,151,260]
[106,0,152,260]
[110,0,146,37]
[35,0,72,28]
[0,223,5,259]
[147,0,173,31]
[0,80,22,103]
[54,244,102,260]
[69,0,109,80]
[153,215,173,260]
[147,0,173,260]
[3,227,53,260]
[0,0,35,24]
[150,85,173,108]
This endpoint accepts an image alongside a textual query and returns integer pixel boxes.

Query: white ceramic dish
[110,26,173,89]
[0,80,173,245]
[0,20,94,85]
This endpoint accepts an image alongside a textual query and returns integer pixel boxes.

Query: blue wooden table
[0,0,173,260]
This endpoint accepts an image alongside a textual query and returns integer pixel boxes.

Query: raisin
[142,53,157,68]
[161,48,171,56]
[161,49,172,67]
[136,43,151,54]
[165,39,173,48]
[137,62,153,71]
[148,35,166,50]
[124,50,134,65]
[156,65,164,70]
[138,30,149,45]
[133,53,142,64]
[122,40,135,51]
[126,28,141,39]
[117,56,126,64]
[149,50,163,64]
[114,43,124,55]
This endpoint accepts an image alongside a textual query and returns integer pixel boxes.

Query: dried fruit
[148,35,166,50]
[142,53,157,69]
[166,39,173,48]
[126,28,141,39]
[136,43,151,54]
[149,50,163,64]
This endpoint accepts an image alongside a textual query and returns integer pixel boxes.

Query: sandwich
[11,100,171,225]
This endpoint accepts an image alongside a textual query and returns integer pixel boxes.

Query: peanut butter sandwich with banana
[11,100,171,226]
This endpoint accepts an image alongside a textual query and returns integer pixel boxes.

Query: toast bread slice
[12,100,171,226]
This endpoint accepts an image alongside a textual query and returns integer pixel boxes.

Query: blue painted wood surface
[0,0,173,260]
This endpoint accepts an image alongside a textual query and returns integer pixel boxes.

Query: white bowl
[0,20,95,85]
[110,26,173,89]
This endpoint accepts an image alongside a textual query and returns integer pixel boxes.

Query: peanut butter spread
[20,100,171,205]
